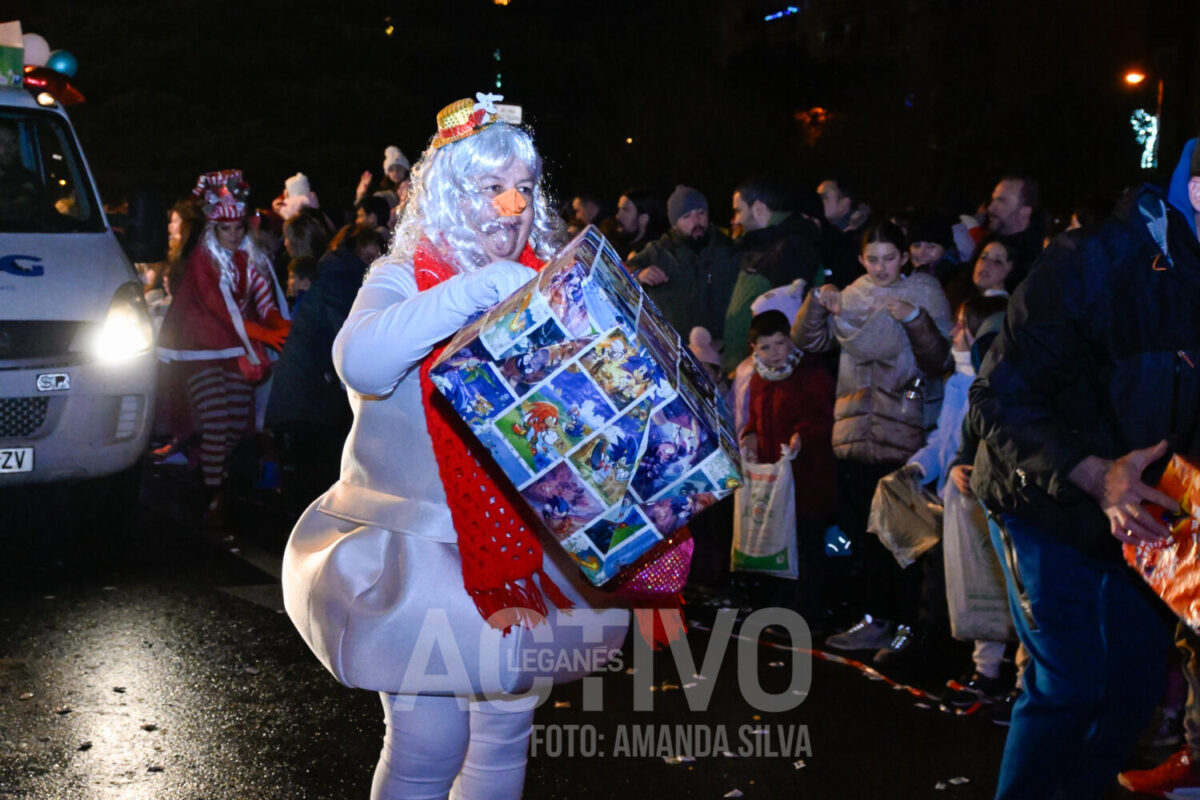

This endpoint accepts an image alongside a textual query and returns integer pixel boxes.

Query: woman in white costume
[282,95,630,800]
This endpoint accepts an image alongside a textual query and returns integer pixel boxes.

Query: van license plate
[0,447,33,473]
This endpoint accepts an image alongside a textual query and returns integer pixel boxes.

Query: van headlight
[92,283,154,363]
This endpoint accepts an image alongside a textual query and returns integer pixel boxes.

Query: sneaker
[872,624,915,665]
[1118,748,1200,796]
[823,614,894,651]
[941,671,1008,707]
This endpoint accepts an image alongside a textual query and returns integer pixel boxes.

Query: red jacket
[157,243,279,362]
[744,355,837,516]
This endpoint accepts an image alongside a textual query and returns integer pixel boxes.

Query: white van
[0,85,155,488]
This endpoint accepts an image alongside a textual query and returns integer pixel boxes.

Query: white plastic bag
[942,481,1015,642]
[867,463,943,568]
[731,449,798,579]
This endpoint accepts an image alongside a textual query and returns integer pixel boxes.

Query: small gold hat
[432,92,504,149]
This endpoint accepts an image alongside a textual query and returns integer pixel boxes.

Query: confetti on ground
[625,668,638,675]
[53,706,71,715]
[553,701,571,709]
[724,790,743,798]
[950,777,970,785]
[18,693,32,701]
[683,682,698,689]
[915,702,932,710]
[662,755,695,765]
[768,661,785,667]
[243,667,259,675]
[793,759,807,769]
[140,724,158,732]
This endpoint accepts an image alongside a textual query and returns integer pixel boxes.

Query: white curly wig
[386,122,566,273]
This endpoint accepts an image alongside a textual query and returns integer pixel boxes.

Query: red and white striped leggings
[186,365,253,487]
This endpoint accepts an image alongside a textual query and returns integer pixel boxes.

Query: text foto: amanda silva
[530,724,812,758]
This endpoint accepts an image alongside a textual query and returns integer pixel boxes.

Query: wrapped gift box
[1125,454,1200,633]
[431,226,742,585]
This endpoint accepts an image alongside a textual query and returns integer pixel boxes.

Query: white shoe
[823,614,894,651]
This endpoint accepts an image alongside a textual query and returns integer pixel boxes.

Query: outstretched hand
[815,285,841,315]
[636,266,669,287]
[1069,440,1178,545]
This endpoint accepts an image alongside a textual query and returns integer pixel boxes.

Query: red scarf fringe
[414,241,574,633]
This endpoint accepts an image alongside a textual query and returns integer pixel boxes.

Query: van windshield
[0,109,103,233]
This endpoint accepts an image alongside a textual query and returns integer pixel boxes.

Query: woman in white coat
[282,95,629,800]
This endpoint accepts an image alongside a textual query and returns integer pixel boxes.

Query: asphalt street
[0,465,1165,799]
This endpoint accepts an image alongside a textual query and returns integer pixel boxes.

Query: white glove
[335,258,537,396]
[443,259,537,316]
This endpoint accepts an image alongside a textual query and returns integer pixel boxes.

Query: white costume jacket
[282,254,630,695]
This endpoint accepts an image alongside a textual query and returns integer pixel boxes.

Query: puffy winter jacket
[793,271,952,463]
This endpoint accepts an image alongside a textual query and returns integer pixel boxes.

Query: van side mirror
[112,191,168,263]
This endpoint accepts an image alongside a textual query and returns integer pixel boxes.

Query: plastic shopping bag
[867,462,942,568]
[731,450,798,579]
[942,481,1015,642]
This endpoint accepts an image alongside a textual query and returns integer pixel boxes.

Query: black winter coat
[265,248,368,433]
[968,185,1200,560]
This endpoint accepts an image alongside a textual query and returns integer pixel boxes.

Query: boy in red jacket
[740,310,837,632]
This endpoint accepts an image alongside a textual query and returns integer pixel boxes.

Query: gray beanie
[667,184,708,226]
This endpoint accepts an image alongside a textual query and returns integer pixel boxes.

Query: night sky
[8,0,1199,223]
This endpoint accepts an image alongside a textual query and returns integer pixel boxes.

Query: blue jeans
[988,513,1172,799]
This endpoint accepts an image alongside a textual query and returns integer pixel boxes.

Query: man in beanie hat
[627,183,739,343]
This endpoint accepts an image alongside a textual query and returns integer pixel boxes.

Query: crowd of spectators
[136,132,1200,798]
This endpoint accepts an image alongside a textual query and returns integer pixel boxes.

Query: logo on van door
[0,255,44,277]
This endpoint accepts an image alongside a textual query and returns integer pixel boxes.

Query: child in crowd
[937,297,1024,717]
[899,296,1012,682]
[286,255,318,310]
[740,310,836,630]
[793,221,952,657]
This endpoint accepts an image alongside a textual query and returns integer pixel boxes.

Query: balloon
[46,50,78,78]
[21,33,50,67]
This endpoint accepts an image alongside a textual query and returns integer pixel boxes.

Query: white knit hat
[284,172,310,198]
[383,146,410,173]
[688,327,721,368]
[750,278,807,323]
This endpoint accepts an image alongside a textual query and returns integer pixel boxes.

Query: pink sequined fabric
[614,537,695,598]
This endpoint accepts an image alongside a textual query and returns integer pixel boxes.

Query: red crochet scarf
[414,242,574,632]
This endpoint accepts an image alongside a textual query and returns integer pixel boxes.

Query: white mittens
[445,260,538,316]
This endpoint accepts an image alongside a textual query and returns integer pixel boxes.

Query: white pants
[371,693,536,800]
